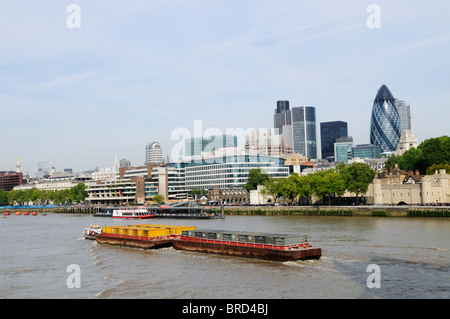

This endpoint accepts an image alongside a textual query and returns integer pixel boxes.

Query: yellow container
[138,229,148,237]
[127,228,138,236]
[147,228,170,238]
[168,226,196,235]
[119,228,129,236]
[102,227,112,234]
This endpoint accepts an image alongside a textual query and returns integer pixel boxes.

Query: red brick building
[0,171,23,191]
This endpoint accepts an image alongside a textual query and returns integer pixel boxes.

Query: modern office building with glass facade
[396,99,412,132]
[334,136,353,163]
[352,144,382,159]
[184,135,238,158]
[273,100,291,134]
[176,155,290,191]
[370,84,401,152]
[291,106,317,159]
[320,121,348,160]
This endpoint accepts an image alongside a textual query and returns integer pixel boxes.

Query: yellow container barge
[95,224,197,250]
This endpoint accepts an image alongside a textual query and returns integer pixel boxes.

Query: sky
[1,0,449,176]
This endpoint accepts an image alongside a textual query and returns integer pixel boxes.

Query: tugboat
[83,225,102,240]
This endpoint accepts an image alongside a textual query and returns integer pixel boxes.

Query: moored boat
[93,207,114,217]
[112,207,155,219]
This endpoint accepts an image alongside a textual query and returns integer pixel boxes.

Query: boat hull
[96,234,173,250]
[112,215,155,219]
[173,239,321,262]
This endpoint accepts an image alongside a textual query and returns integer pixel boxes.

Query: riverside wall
[220,205,450,217]
[1,205,449,217]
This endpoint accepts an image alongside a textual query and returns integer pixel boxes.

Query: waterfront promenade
[1,204,448,217]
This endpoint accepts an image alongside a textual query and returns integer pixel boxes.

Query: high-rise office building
[370,85,401,153]
[291,106,317,159]
[396,99,411,132]
[145,141,163,164]
[184,135,238,158]
[37,161,51,178]
[320,121,348,160]
[352,144,382,159]
[334,136,353,163]
[273,100,291,135]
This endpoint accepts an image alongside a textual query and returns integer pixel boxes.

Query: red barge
[175,229,321,262]
[86,224,322,262]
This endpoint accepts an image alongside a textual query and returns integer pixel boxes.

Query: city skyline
[1,1,449,175]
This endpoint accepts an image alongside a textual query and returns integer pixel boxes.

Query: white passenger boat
[112,207,155,219]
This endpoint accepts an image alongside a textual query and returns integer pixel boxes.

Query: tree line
[0,183,88,206]
[385,135,450,175]
[244,162,376,205]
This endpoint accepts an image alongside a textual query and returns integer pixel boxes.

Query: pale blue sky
[1,1,449,175]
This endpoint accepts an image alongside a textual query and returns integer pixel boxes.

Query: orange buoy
[24,212,30,215]
[15,211,21,215]
[32,212,38,216]
[4,212,10,216]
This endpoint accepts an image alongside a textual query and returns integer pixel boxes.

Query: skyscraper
[184,135,238,158]
[334,136,353,163]
[370,85,401,153]
[320,121,348,160]
[145,141,163,164]
[396,99,412,132]
[291,106,317,159]
[273,100,291,134]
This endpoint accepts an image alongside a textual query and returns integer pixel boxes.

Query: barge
[95,224,195,249]
[85,224,321,262]
[175,229,321,262]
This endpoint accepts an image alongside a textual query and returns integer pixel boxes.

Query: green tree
[0,190,8,205]
[262,178,283,203]
[152,194,165,205]
[417,136,450,173]
[384,154,400,172]
[297,175,314,205]
[243,168,269,191]
[342,162,376,204]
[188,188,203,198]
[425,163,450,175]
[398,147,423,172]
[280,173,301,204]
[70,183,87,203]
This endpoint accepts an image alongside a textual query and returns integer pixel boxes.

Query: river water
[0,213,448,299]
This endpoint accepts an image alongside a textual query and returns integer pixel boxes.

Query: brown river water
[1,213,448,299]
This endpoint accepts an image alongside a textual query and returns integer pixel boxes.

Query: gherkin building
[370,84,401,152]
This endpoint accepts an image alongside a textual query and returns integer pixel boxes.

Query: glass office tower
[273,100,291,134]
[396,99,412,132]
[291,106,317,159]
[320,121,348,160]
[184,135,238,158]
[370,85,401,152]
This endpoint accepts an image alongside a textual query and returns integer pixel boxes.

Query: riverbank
[219,205,450,217]
[1,205,449,217]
